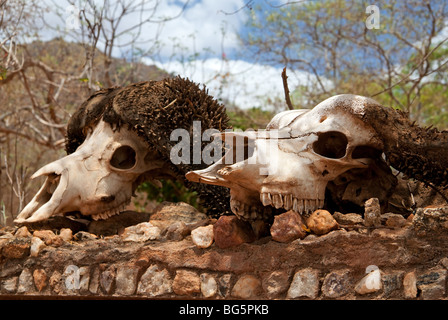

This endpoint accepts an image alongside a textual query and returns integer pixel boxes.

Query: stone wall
[1,202,448,300]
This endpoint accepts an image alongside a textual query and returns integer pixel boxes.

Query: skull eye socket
[313,131,348,159]
[110,145,137,169]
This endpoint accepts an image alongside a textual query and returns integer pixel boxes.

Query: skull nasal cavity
[313,131,348,159]
[110,146,137,169]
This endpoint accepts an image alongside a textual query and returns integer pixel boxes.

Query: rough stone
[137,264,172,297]
[232,275,262,299]
[270,210,307,243]
[0,233,13,248]
[78,266,90,294]
[1,238,30,259]
[191,224,214,248]
[62,265,82,294]
[115,265,139,296]
[15,226,32,238]
[262,271,290,299]
[403,271,417,299]
[173,269,201,296]
[164,221,190,241]
[364,198,381,227]
[417,268,447,300]
[355,266,382,295]
[17,268,35,294]
[321,270,351,298]
[383,213,408,228]
[213,216,255,248]
[217,274,232,298]
[89,268,100,294]
[200,273,218,298]
[100,265,116,294]
[413,206,448,237]
[33,269,47,292]
[306,210,339,235]
[49,271,63,294]
[151,201,208,224]
[381,271,404,297]
[287,268,319,299]
[440,257,448,269]
[2,277,18,293]
[33,230,63,246]
[73,231,98,241]
[333,212,364,225]
[59,228,73,242]
[121,222,161,242]
[30,236,46,257]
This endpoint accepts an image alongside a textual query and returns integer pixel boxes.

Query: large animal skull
[186,94,385,220]
[15,120,169,223]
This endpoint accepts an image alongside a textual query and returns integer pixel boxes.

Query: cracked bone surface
[187,94,387,221]
[15,120,166,223]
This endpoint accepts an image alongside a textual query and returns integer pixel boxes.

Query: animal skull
[186,94,385,220]
[15,120,169,223]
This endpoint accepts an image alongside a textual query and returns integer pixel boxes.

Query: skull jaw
[14,169,134,224]
[15,173,68,224]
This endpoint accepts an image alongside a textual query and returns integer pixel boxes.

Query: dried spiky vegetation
[351,101,448,190]
[66,77,232,217]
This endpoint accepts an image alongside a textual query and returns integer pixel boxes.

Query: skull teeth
[260,192,324,215]
[91,200,130,221]
[230,199,271,221]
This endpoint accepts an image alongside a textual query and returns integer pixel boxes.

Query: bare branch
[371,36,448,98]
[281,67,294,110]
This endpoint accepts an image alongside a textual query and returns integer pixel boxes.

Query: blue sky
[40,0,303,109]
[37,0,448,110]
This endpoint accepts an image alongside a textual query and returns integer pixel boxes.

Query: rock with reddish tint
[306,210,339,235]
[15,226,32,238]
[1,238,30,259]
[172,270,201,296]
[231,275,262,299]
[403,271,417,299]
[33,230,63,247]
[270,211,307,243]
[213,216,256,249]
[33,269,47,292]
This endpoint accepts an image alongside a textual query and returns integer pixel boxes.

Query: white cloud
[148,57,312,110]
[153,0,246,58]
